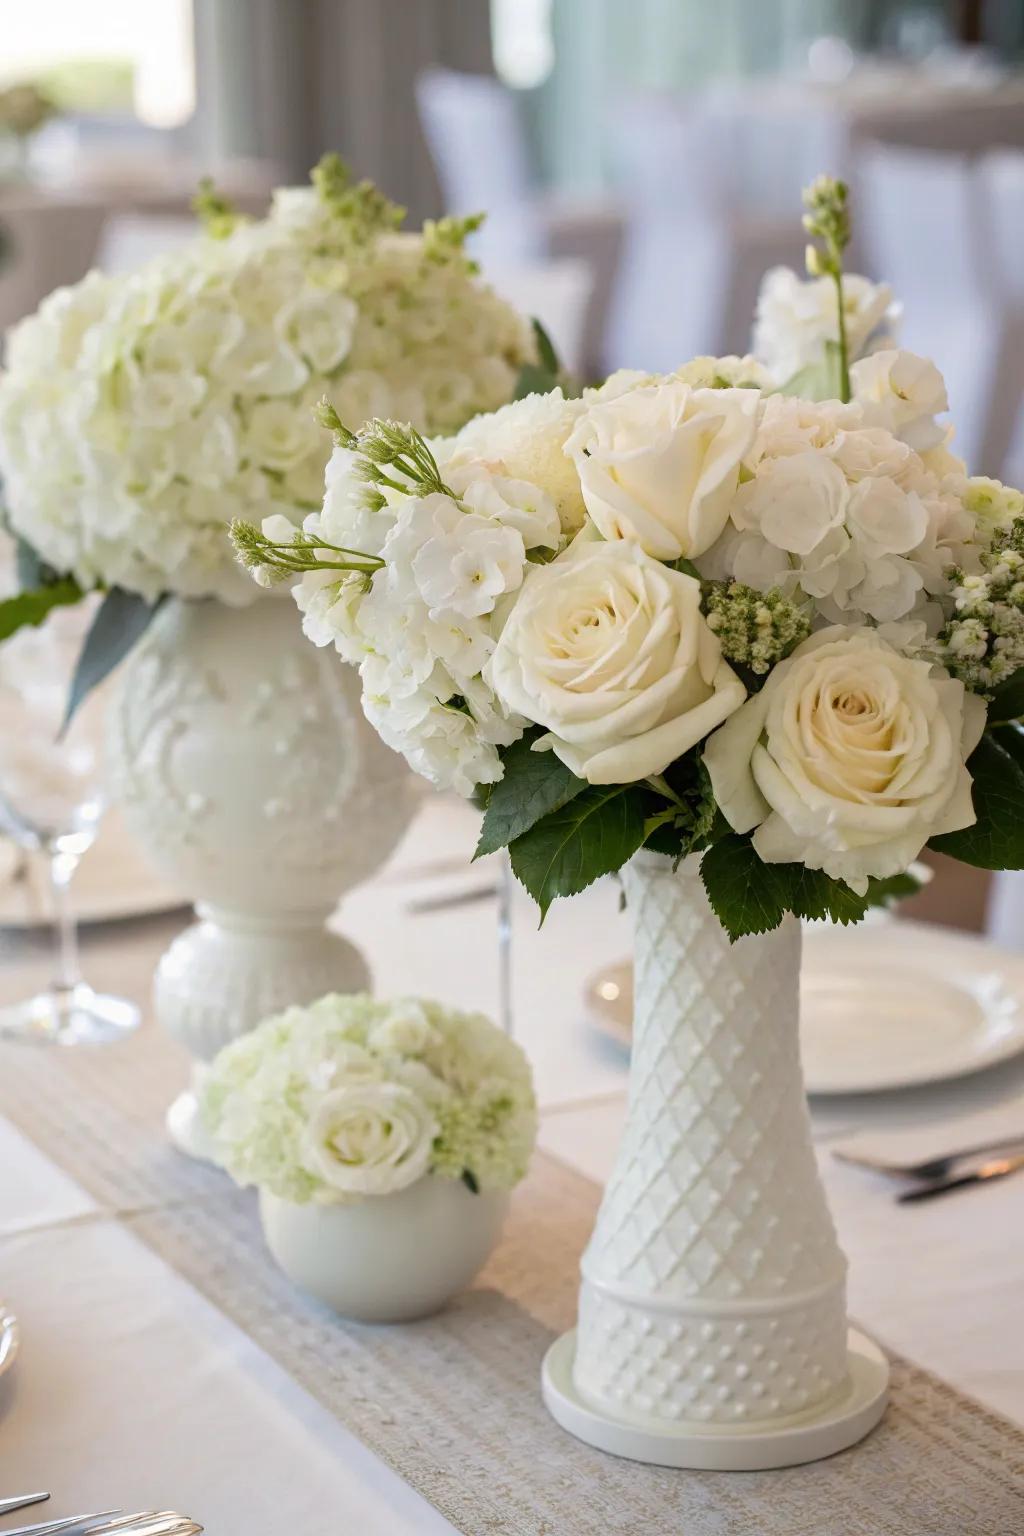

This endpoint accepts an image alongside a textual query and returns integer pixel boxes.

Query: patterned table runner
[2,1025,1022,1535]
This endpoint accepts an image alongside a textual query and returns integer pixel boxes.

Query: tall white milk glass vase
[543,851,889,1470]
[107,593,418,1158]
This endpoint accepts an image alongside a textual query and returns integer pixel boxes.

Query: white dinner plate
[584,926,1024,1095]
[0,1303,19,1380]
[0,808,188,929]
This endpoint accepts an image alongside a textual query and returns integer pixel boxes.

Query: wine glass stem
[48,847,82,996]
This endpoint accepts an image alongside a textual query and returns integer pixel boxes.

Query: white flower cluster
[0,165,534,603]
[201,991,537,1205]
[235,254,1023,895]
[701,352,976,625]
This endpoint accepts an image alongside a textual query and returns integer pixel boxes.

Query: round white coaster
[541,1327,889,1471]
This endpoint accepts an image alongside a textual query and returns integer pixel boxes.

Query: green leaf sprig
[802,175,853,402]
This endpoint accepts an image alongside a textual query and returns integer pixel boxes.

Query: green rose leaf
[513,318,565,400]
[532,317,560,377]
[0,578,85,643]
[930,729,1024,869]
[475,730,587,858]
[987,667,1024,725]
[699,833,899,941]
[63,587,166,732]
[509,785,647,920]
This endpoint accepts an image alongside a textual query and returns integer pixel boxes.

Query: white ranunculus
[435,388,589,536]
[304,1081,437,1198]
[488,537,746,784]
[246,398,323,474]
[564,380,759,561]
[703,626,986,893]
[851,349,949,453]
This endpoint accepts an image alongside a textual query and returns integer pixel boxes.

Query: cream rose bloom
[487,537,746,784]
[564,380,759,561]
[304,1082,437,1198]
[703,626,986,893]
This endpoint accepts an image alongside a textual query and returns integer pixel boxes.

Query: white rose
[304,1082,437,1198]
[703,626,986,893]
[277,289,358,374]
[488,536,746,784]
[565,381,759,561]
[368,1000,441,1056]
[246,398,323,474]
[851,349,948,452]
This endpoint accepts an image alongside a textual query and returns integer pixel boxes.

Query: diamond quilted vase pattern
[572,852,851,1429]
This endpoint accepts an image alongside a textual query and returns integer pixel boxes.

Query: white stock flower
[488,537,746,784]
[850,349,949,452]
[564,380,759,561]
[703,625,986,893]
[304,1081,437,1197]
[753,267,897,383]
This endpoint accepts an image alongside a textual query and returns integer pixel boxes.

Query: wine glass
[0,603,140,1044]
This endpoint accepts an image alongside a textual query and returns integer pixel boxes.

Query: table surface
[2,797,1023,1532]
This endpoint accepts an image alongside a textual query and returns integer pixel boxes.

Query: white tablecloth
[2,797,1024,1528]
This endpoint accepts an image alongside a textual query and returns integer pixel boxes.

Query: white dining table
[1,795,1023,1531]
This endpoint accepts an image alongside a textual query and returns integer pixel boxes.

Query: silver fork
[833,1133,1024,1182]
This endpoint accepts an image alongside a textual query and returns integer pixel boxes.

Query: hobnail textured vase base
[542,1327,889,1470]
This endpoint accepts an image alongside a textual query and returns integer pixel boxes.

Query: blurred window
[1,0,194,127]
[491,0,555,89]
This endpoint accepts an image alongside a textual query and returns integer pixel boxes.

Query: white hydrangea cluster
[0,161,534,604]
[201,991,537,1205]
[291,399,577,794]
[700,355,980,625]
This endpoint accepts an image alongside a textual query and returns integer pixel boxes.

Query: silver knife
[898,1150,1024,1203]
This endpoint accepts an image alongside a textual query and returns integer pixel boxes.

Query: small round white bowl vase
[259,1177,510,1323]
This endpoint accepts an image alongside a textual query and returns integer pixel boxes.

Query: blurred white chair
[603,94,805,374]
[487,259,593,379]
[977,151,1024,483]
[95,214,197,274]
[416,68,623,377]
[857,145,1001,470]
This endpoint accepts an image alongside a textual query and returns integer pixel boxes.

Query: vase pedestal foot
[166,1081,216,1163]
[542,1327,889,1471]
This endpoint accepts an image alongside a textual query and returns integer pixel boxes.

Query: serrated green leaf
[989,669,1024,724]
[509,785,647,920]
[699,835,790,939]
[63,587,166,731]
[930,731,1024,869]
[863,869,922,908]
[0,579,85,643]
[699,835,877,941]
[475,730,586,858]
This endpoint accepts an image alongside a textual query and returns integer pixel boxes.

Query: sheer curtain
[189,0,494,220]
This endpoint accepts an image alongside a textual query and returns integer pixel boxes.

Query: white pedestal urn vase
[543,851,889,1470]
[107,594,418,1158]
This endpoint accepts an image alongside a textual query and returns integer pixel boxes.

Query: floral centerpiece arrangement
[235,176,1023,941]
[203,990,537,1202]
[0,153,539,698]
[232,178,1024,1463]
[202,992,536,1321]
